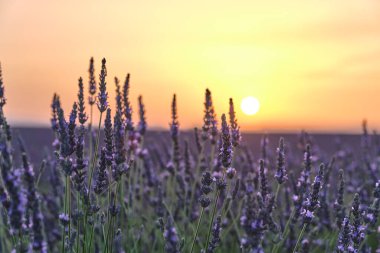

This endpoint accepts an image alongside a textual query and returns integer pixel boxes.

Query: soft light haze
[1,0,380,132]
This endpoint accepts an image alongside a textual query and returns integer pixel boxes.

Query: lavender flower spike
[0,62,6,108]
[113,109,126,167]
[94,148,108,195]
[57,107,71,158]
[259,159,268,200]
[351,193,363,249]
[303,163,324,224]
[50,94,61,132]
[123,73,134,131]
[219,114,232,169]
[74,127,87,191]
[207,215,222,253]
[114,77,123,115]
[170,94,180,169]
[77,77,88,125]
[229,98,241,147]
[104,108,114,166]
[202,89,218,144]
[88,57,97,106]
[163,217,180,253]
[137,95,147,136]
[19,137,46,251]
[275,137,287,184]
[336,216,353,253]
[334,169,345,229]
[97,58,108,113]
[68,102,77,153]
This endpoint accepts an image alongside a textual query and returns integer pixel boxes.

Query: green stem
[189,141,205,215]
[274,183,281,204]
[83,111,103,253]
[272,208,295,253]
[293,224,307,253]
[68,176,71,242]
[76,192,80,253]
[61,175,69,253]
[205,176,224,252]
[190,208,204,253]
[110,182,121,253]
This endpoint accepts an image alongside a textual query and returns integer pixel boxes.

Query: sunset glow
[1,1,380,132]
[241,97,260,116]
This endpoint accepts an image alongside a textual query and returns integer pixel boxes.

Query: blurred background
[1,0,380,133]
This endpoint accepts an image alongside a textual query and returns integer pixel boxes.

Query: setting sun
[241,96,260,116]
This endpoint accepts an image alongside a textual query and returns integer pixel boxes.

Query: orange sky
[1,0,380,132]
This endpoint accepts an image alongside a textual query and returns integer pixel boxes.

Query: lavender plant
[0,59,378,253]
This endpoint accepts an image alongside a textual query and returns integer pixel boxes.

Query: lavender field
[0,59,379,253]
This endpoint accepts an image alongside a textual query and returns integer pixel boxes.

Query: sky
[1,0,380,133]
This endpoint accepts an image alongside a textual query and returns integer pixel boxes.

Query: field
[0,60,379,253]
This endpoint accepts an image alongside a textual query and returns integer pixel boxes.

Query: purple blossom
[0,62,6,107]
[77,77,88,125]
[122,73,134,131]
[137,95,147,136]
[229,98,241,147]
[97,58,108,113]
[219,114,232,169]
[88,57,97,105]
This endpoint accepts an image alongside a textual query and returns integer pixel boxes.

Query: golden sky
[1,0,380,132]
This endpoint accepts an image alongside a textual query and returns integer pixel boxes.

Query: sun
[241,96,260,115]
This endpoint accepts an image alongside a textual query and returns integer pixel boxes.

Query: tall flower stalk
[205,114,231,252]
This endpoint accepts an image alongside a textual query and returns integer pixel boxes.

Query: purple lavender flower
[113,109,126,175]
[275,137,287,184]
[68,102,77,153]
[163,217,180,253]
[77,77,88,125]
[74,126,87,191]
[94,148,108,195]
[59,213,70,226]
[57,107,71,158]
[292,144,312,222]
[229,98,241,147]
[302,164,324,224]
[19,139,47,251]
[104,108,114,166]
[97,58,108,113]
[336,217,353,253]
[199,172,213,208]
[202,89,218,144]
[206,215,222,253]
[115,77,123,115]
[50,94,61,132]
[169,94,181,170]
[351,193,363,249]
[3,167,26,234]
[122,73,134,131]
[137,95,147,136]
[334,169,346,229]
[88,57,97,106]
[0,62,6,108]
[259,159,268,200]
[219,114,232,169]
